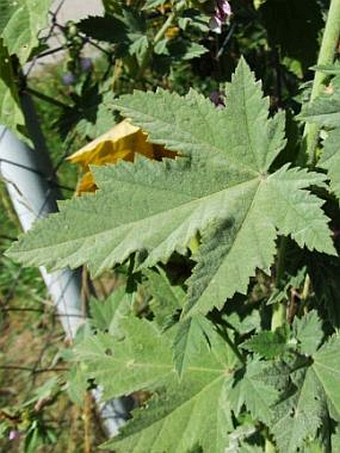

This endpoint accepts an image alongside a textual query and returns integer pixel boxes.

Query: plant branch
[137,12,176,80]
[25,86,71,110]
[304,0,340,164]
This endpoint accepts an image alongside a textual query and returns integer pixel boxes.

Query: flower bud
[209,0,232,33]
[62,72,76,86]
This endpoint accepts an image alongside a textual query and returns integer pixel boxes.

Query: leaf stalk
[137,11,176,80]
[271,237,288,331]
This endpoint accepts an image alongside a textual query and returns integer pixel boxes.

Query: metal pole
[0,95,131,435]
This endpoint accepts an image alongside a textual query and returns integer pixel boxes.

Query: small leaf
[144,267,185,328]
[293,310,323,356]
[318,128,340,201]
[272,336,340,451]
[229,357,279,424]
[299,81,340,128]
[142,0,167,9]
[69,88,116,145]
[75,318,173,399]
[77,15,128,44]
[66,366,88,406]
[311,63,340,75]
[241,328,288,359]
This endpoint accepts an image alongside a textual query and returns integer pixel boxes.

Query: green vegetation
[1,0,340,451]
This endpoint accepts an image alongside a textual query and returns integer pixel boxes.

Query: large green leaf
[75,316,239,452]
[183,164,334,317]
[7,59,335,317]
[2,0,52,64]
[293,310,323,356]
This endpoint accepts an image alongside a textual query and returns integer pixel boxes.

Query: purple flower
[62,72,76,86]
[9,430,20,441]
[209,90,226,108]
[209,0,232,34]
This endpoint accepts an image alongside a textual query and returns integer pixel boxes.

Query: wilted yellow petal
[68,120,154,168]
[165,26,180,39]
[68,120,175,194]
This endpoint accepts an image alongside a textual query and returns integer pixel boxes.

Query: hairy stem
[304,0,340,164]
[271,301,286,331]
[137,12,176,80]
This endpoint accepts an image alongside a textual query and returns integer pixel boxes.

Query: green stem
[301,273,311,302]
[217,323,245,364]
[154,12,176,44]
[26,86,71,110]
[271,302,286,331]
[304,0,340,164]
[137,12,176,80]
[271,237,288,331]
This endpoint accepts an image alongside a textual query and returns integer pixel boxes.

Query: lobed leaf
[293,310,323,356]
[144,267,185,328]
[7,59,335,333]
[241,329,288,359]
[75,317,173,399]
[89,286,131,335]
[299,75,340,202]
[75,315,239,452]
